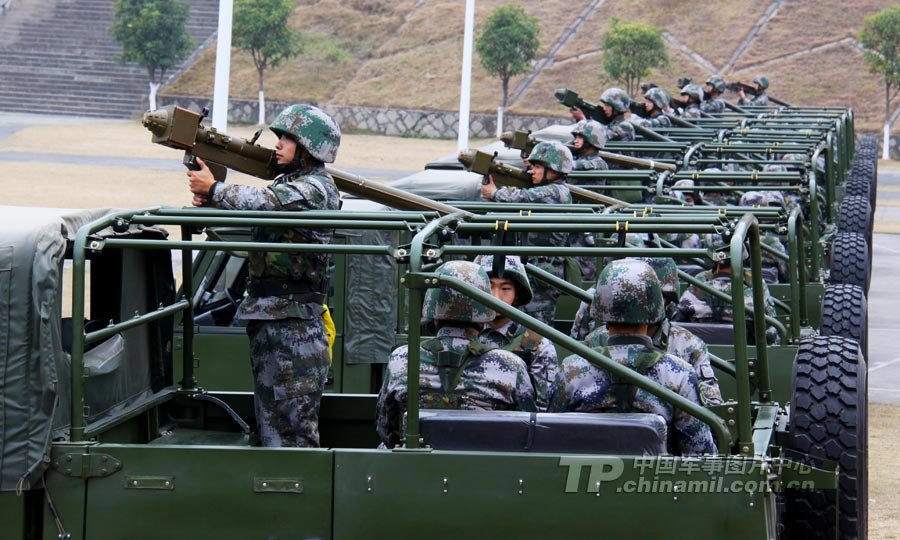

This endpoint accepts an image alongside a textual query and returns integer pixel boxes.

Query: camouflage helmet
[473,254,533,307]
[591,259,665,325]
[599,87,631,114]
[703,233,749,262]
[739,191,768,207]
[752,76,769,90]
[571,120,608,149]
[422,260,496,323]
[673,179,699,204]
[527,141,574,175]
[680,83,705,102]
[644,87,669,110]
[633,257,679,303]
[269,104,341,163]
[705,75,726,94]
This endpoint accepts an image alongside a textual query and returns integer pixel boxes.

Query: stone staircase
[0,0,219,119]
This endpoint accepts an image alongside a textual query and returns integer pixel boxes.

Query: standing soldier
[376,261,536,447]
[475,255,558,410]
[630,87,672,129]
[571,120,609,172]
[550,259,717,455]
[738,76,770,106]
[186,104,341,447]
[679,84,705,119]
[481,141,574,325]
[598,87,636,141]
[701,76,727,114]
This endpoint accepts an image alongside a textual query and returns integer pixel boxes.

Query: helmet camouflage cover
[422,260,496,323]
[269,104,341,163]
[473,254,534,307]
[599,87,631,114]
[644,87,669,110]
[633,257,679,302]
[571,120,608,150]
[680,83,705,102]
[527,141,574,175]
[752,76,770,90]
[591,259,665,325]
[705,75,725,93]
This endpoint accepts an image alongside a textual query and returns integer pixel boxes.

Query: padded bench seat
[418,410,668,456]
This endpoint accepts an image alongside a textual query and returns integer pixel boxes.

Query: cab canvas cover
[0,207,171,491]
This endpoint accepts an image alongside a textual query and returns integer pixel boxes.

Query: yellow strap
[503,220,510,231]
[625,221,629,232]
[322,305,336,364]
[494,221,500,231]
[692,172,699,180]
[615,221,620,231]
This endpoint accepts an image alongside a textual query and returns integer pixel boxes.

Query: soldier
[629,87,672,129]
[701,76,727,114]
[679,83,705,119]
[375,261,537,447]
[549,259,717,455]
[481,141,574,325]
[598,87,636,141]
[675,235,780,344]
[739,191,790,282]
[474,255,558,410]
[738,76,770,106]
[581,258,723,407]
[186,104,341,447]
[571,120,609,172]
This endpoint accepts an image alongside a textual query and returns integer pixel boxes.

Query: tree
[111,0,194,111]
[476,4,540,110]
[601,19,668,97]
[859,5,900,159]
[233,0,302,125]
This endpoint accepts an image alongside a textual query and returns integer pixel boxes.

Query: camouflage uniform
[630,113,672,129]
[209,103,342,447]
[571,120,609,172]
[375,261,536,447]
[549,260,717,455]
[488,142,574,325]
[740,192,789,282]
[701,76,727,114]
[680,84,705,119]
[473,255,558,410]
[738,76,770,106]
[600,88,636,141]
[675,269,780,345]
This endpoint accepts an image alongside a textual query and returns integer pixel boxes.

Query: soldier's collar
[436,325,480,340]
[608,334,654,348]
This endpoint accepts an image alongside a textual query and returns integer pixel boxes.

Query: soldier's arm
[672,371,718,455]
[211,176,329,211]
[529,338,559,411]
[375,349,409,447]
[491,185,558,204]
[570,298,593,340]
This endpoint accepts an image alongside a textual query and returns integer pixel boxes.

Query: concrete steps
[0,0,219,118]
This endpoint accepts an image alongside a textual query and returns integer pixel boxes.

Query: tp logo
[560,457,625,493]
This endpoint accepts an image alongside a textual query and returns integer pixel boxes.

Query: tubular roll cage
[66,204,806,459]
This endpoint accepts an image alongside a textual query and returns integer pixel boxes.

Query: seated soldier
[738,76,770,107]
[698,167,738,206]
[481,141,574,326]
[675,235,780,344]
[571,120,609,172]
[598,87,636,141]
[375,261,536,448]
[629,87,672,129]
[549,259,717,455]
[679,84,704,119]
[701,76,727,114]
[739,191,790,283]
[582,257,723,407]
[475,255,558,411]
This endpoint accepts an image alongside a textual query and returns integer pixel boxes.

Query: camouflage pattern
[376,326,537,447]
[599,87,631,113]
[246,317,330,447]
[675,269,780,344]
[606,116,636,142]
[269,104,341,163]
[474,254,533,307]
[572,119,607,150]
[633,257,679,302]
[645,87,669,111]
[737,192,789,281]
[583,321,723,407]
[548,336,718,455]
[700,97,726,114]
[570,286,596,341]
[212,165,341,320]
[573,153,609,171]
[591,259,665,325]
[489,181,572,325]
[705,76,726,94]
[680,83,704,102]
[682,103,703,119]
[527,141,574,175]
[481,319,558,411]
[752,76,770,89]
[422,261,496,323]
[630,113,671,129]
[739,92,769,107]
[672,179,698,205]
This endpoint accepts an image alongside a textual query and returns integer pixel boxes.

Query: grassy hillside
[162,0,899,132]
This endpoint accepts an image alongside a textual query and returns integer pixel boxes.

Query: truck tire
[787,336,867,540]
[819,284,867,359]
[829,232,869,292]
[838,195,872,238]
